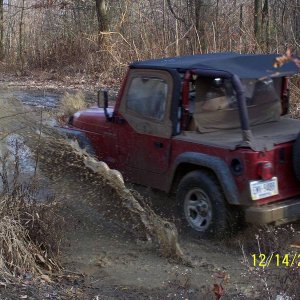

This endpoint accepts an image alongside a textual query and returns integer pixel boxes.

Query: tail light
[257,162,274,180]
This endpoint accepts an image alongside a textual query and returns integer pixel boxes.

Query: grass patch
[0,141,63,280]
[58,91,87,119]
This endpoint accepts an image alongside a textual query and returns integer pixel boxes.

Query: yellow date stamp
[251,253,300,268]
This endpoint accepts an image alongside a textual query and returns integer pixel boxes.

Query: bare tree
[95,0,109,46]
[167,0,210,52]
[0,0,298,75]
[194,0,207,52]
[18,0,25,70]
[254,0,262,44]
[0,0,3,60]
[261,0,269,51]
[293,0,300,51]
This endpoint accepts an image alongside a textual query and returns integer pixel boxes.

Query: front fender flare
[170,152,240,205]
[56,127,96,156]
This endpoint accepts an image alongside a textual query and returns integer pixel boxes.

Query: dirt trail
[57,179,248,299]
[0,86,267,299]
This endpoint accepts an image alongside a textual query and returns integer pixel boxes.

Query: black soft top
[130,52,299,79]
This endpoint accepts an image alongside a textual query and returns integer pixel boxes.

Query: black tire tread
[177,170,237,239]
[293,133,300,181]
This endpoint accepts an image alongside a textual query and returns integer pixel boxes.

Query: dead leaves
[274,49,300,69]
[213,283,224,300]
[212,271,230,300]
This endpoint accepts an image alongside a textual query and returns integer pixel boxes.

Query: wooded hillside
[0,0,299,76]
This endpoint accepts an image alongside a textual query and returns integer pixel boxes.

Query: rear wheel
[293,133,300,181]
[177,170,235,238]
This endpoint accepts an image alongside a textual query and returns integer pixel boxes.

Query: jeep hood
[71,106,114,131]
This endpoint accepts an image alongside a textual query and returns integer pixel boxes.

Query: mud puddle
[1,85,294,300]
[3,83,116,109]
[0,86,97,109]
[13,90,61,108]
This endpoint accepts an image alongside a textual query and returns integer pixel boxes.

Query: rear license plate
[249,177,279,200]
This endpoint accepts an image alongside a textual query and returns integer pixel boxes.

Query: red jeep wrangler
[61,53,300,237]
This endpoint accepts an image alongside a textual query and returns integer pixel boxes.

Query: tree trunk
[239,4,244,52]
[19,0,25,71]
[262,0,269,52]
[95,0,108,47]
[215,0,219,51]
[0,0,3,60]
[294,0,300,52]
[254,0,262,43]
[194,0,206,52]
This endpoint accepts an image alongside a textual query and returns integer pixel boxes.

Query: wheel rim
[183,188,212,232]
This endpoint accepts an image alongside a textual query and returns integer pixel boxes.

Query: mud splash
[36,131,188,263]
[0,92,188,264]
[81,150,186,261]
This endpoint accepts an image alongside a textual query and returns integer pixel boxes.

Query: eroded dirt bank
[0,83,299,300]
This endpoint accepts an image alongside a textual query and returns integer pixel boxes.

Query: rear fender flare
[170,152,240,205]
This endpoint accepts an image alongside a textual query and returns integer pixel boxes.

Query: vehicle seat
[192,77,282,133]
[200,96,228,111]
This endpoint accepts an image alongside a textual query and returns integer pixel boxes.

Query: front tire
[177,170,234,238]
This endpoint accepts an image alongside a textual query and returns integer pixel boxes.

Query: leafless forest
[0,1,300,299]
[0,0,299,77]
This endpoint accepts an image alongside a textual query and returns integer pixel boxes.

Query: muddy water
[13,90,60,108]
[0,86,267,299]
[12,88,109,108]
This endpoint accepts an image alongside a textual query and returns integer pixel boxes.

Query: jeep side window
[126,76,168,121]
[241,78,281,106]
[196,77,235,111]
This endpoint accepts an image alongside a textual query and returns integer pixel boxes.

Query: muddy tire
[293,133,300,181]
[177,170,234,238]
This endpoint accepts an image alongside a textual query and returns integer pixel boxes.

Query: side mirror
[97,90,108,107]
[97,90,110,121]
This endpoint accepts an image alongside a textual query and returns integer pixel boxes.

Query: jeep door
[116,69,174,188]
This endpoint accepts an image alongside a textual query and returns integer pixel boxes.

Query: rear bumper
[245,197,300,225]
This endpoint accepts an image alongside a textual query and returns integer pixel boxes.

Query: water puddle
[13,90,61,108]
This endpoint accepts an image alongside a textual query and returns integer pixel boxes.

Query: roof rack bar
[232,74,250,132]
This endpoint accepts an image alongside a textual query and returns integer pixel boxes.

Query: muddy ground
[0,79,299,300]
